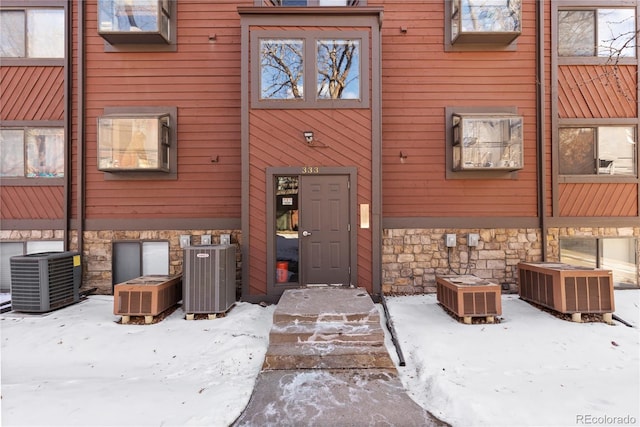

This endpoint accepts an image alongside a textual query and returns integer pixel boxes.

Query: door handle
[302,230,312,237]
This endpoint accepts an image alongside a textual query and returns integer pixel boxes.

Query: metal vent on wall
[462,292,498,316]
[117,291,153,315]
[10,251,81,313]
[564,276,613,312]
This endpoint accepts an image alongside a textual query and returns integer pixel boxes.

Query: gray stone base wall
[82,229,241,294]
[382,228,543,294]
[0,229,66,242]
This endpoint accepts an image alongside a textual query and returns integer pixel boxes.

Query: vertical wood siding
[379,0,539,218]
[558,65,637,119]
[559,183,638,217]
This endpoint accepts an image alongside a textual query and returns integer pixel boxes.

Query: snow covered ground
[1,290,638,427]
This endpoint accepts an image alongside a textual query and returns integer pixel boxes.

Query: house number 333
[301,166,319,174]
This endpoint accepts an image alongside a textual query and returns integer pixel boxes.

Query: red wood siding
[0,67,65,121]
[247,109,373,295]
[0,187,64,219]
[558,65,637,119]
[559,183,638,217]
[81,1,248,220]
[378,0,539,218]
[1,65,65,222]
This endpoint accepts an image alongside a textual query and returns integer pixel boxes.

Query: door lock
[302,230,312,237]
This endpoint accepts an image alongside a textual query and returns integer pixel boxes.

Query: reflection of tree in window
[317,40,359,100]
[114,0,158,32]
[260,40,304,99]
[559,127,636,176]
[460,0,520,32]
[558,9,636,58]
[559,128,595,175]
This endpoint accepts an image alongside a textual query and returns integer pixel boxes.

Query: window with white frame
[558,126,636,176]
[0,8,65,59]
[558,8,636,58]
[560,237,638,287]
[0,128,64,178]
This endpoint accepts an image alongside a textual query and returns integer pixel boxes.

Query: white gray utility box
[10,251,82,313]
[182,245,236,315]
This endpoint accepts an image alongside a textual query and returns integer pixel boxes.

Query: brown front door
[299,174,351,286]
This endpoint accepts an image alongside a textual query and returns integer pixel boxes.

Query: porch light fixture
[303,131,314,144]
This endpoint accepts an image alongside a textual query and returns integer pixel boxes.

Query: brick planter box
[517,262,614,323]
[114,274,182,323]
[436,274,502,324]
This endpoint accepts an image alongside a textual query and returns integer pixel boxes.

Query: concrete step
[268,320,386,344]
[272,287,381,325]
[263,287,394,370]
[263,342,396,370]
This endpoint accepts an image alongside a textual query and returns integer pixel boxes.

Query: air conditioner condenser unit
[183,245,236,315]
[10,251,82,313]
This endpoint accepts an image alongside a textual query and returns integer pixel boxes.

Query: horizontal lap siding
[559,183,638,217]
[82,1,249,220]
[379,1,538,218]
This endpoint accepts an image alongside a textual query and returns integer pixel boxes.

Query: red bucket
[276,261,289,283]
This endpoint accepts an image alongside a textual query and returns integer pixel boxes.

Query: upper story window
[0,8,65,59]
[255,32,367,108]
[558,126,637,176]
[451,0,521,45]
[452,113,523,171]
[260,39,305,99]
[0,128,64,178]
[558,8,636,58]
[98,0,171,45]
[98,113,170,172]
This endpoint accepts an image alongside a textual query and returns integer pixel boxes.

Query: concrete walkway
[233,287,447,426]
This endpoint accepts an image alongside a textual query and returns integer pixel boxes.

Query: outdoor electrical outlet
[179,235,191,248]
[201,235,212,245]
[446,234,457,247]
[468,233,480,247]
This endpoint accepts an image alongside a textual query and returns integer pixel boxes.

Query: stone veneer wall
[382,228,543,294]
[0,229,66,242]
[82,229,241,294]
